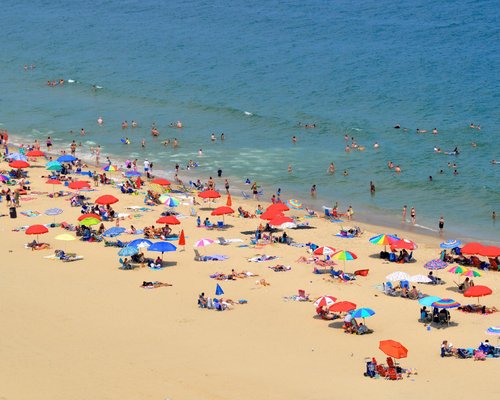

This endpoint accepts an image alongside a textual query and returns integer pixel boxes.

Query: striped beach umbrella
[287,199,303,210]
[194,238,215,247]
[159,194,180,207]
[432,298,461,309]
[461,270,481,278]
[102,165,118,171]
[369,234,399,246]
[424,259,447,270]
[486,327,500,335]
[440,239,462,249]
[313,246,336,256]
[314,295,337,308]
[448,265,468,274]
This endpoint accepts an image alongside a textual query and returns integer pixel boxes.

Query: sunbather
[141,281,172,288]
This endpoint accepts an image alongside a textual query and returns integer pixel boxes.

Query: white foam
[244,111,253,116]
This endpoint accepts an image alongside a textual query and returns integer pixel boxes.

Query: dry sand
[0,158,498,400]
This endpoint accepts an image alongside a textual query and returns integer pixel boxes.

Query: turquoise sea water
[0,0,499,242]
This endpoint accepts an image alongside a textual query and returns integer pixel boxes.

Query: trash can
[9,206,17,219]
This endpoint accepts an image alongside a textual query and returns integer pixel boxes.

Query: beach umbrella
[198,190,221,199]
[57,155,77,163]
[148,241,177,260]
[78,213,102,221]
[287,199,303,210]
[391,238,417,251]
[424,259,447,270]
[102,165,118,171]
[25,224,49,242]
[46,163,62,171]
[151,178,171,186]
[329,301,356,313]
[125,171,142,177]
[331,250,357,272]
[379,340,408,359]
[127,239,153,249]
[158,194,180,207]
[314,295,337,308]
[215,283,224,296]
[352,308,376,324]
[418,296,442,307]
[55,234,76,242]
[178,229,186,248]
[386,271,410,282]
[68,180,91,190]
[440,239,462,249]
[260,210,284,220]
[156,215,181,225]
[461,270,481,278]
[26,150,45,157]
[313,246,336,256]
[269,215,295,228]
[118,246,139,257]
[461,242,484,255]
[211,206,234,216]
[486,327,500,335]
[95,194,119,205]
[45,207,63,224]
[46,160,61,167]
[194,238,215,247]
[79,217,101,227]
[103,227,126,237]
[266,203,289,213]
[432,298,461,309]
[226,193,232,207]
[0,175,10,182]
[46,178,62,196]
[8,152,28,161]
[479,246,500,257]
[408,274,432,283]
[369,234,399,246]
[463,285,493,303]
[9,160,30,169]
[448,265,468,275]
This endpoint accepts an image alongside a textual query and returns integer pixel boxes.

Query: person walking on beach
[438,216,444,233]
[410,207,416,224]
[402,205,407,222]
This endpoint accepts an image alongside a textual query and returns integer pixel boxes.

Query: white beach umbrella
[194,238,215,247]
[408,274,432,283]
[386,271,410,281]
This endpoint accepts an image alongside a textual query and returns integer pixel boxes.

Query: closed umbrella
[379,340,408,359]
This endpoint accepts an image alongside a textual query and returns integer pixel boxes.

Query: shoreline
[7,131,498,246]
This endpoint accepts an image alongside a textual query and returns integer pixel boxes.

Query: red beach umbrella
[156,215,181,225]
[226,193,232,207]
[9,160,30,169]
[260,210,284,220]
[46,179,62,185]
[26,150,45,157]
[479,246,500,258]
[152,178,171,186]
[68,180,91,190]
[95,194,119,205]
[211,206,234,216]
[379,340,408,359]
[25,224,49,242]
[78,213,102,222]
[266,203,289,213]
[268,215,294,227]
[198,190,221,199]
[464,285,493,299]
[313,246,337,256]
[461,242,485,255]
[391,238,417,251]
[329,301,357,313]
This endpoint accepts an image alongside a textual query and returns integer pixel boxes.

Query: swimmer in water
[221,133,225,141]
[344,134,349,141]
[394,124,401,129]
[131,120,137,128]
[141,139,145,148]
[471,142,477,147]
[416,128,428,133]
[345,145,351,153]
[122,121,128,129]
[310,184,317,197]
[328,162,335,174]
[176,120,182,128]
[125,138,130,145]
[211,133,216,142]
[162,139,170,146]
[394,165,401,173]
[374,142,379,149]
[173,138,178,147]
[492,160,498,164]
[80,128,85,136]
[292,135,297,144]
[432,128,438,135]
[469,123,475,129]
[343,170,349,176]
[288,164,292,173]
[434,147,441,153]
[387,161,394,169]
[97,117,103,125]
[199,148,203,156]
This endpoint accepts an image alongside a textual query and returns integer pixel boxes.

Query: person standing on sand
[410,207,416,224]
[439,216,444,233]
[402,205,407,222]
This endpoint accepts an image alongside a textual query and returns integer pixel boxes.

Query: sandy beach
[0,153,498,400]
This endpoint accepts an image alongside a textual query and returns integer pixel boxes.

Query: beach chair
[386,368,402,380]
[217,221,224,229]
[194,249,204,261]
[298,289,309,300]
[324,208,332,218]
[376,365,387,378]
[241,191,251,199]
[218,237,229,245]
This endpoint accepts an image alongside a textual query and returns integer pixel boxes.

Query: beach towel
[20,210,41,217]
[335,233,355,238]
[248,255,278,262]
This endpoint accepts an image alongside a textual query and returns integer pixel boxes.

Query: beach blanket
[126,206,153,212]
[20,197,37,202]
[335,233,355,238]
[20,210,40,217]
[201,254,229,261]
[248,255,278,262]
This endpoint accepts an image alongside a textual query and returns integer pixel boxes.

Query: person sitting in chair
[427,271,442,284]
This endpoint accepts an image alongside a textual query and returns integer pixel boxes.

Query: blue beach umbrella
[125,171,142,177]
[127,239,153,249]
[418,296,442,307]
[351,307,375,324]
[45,207,63,224]
[57,155,77,163]
[103,227,126,237]
[440,239,462,249]
[148,241,177,259]
[118,246,139,257]
[215,283,224,296]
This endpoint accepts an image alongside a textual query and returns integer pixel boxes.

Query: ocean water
[0,0,499,242]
